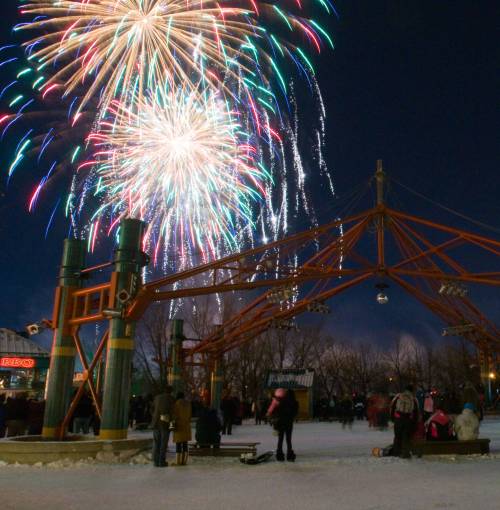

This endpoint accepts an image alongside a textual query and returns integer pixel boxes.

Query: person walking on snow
[151,385,174,467]
[172,391,192,466]
[390,385,418,458]
[267,388,299,462]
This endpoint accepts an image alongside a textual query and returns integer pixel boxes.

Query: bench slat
[411,439,490,456]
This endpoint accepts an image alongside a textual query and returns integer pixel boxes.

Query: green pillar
[100,218,145,440]
[43,239,85,439]
[210,358,223,410]
[168,319,184,395]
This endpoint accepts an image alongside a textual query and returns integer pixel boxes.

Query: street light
[488,372,496,404]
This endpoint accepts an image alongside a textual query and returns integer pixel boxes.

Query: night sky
[0,1,498,349]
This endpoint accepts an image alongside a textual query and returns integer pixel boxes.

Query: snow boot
[276,451,285,462]
[181,451,189,465]
[173,453,182,466]
[287,450,296,462]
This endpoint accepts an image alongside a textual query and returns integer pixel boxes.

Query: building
[0,328,50,395]
[266,369,314,420]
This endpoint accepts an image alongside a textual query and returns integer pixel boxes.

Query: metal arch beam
[388,209,500,249]
[127,211,373,321]
[190,204,499,357]
[199,271,376,356]
[187,216,373,354]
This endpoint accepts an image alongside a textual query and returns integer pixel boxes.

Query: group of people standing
[390,383,482,458]
[0,393,45,437]
[151,386,192,467]
[150,386,300,466]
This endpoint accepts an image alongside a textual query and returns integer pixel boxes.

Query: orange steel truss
[62,161,500,383]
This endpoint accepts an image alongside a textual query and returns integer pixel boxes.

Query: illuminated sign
[0,357,36,369]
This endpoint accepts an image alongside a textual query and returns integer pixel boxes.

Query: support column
[43,239,85,439]
[210,358,223,411]
[100,218,145,440]
[168,319,184,395]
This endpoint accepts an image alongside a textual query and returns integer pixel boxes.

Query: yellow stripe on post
[99,429,128,440]
[52,346,76,357]
[41,426,58,438]
[108,338,135,350]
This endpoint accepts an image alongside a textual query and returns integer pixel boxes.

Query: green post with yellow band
[42,239,85,439]
[210,358,223,410]
[100,218,145,440]
[168,319,184,395]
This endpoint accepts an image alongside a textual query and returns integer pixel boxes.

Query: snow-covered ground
[2,418,500,510]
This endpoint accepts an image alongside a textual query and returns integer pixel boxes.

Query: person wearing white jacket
[454,403,480,441]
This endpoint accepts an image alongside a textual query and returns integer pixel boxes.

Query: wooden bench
[411,438,490,456]
[188,442,260,457]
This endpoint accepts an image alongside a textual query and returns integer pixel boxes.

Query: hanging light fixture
[375,283,389,305]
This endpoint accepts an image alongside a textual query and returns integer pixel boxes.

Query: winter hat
[274,388,287,399]
[464,402,475,411]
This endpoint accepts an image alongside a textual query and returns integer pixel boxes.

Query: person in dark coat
[151,386,175,467]
[339,395,354,429]
[390,385,419,459]
[195,404,222,447]
[220,392,237,435]
[73,391,93,434]
[462,382,481,418]
[5,393,29,437]
[0,394,6,438]
[27,397,45,435]
[267,388,299,462]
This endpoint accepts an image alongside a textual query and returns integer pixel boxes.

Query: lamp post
[488,372,496,404]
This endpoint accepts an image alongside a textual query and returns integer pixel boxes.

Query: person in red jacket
[425,404,455,441]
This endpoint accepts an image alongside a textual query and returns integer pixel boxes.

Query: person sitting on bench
[195,404,222,447]
[454,403,479,441]
[425,403,455,441]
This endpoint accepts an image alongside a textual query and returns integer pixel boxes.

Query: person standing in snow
[5,393,29,437]
[390,385,418,458]
[454,403,480,441]
[172,391,192,466]
[151,385,174,467]
[220,391,237,435]
[267,388,299,462]
[0,394,6,438]
[339,394,355,429]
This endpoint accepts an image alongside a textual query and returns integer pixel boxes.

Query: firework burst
[79,84,272,262]
[17,0,334,115]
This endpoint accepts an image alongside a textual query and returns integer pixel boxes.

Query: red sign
[0,357,36,369]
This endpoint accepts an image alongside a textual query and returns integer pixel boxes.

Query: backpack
[395,392,415,415]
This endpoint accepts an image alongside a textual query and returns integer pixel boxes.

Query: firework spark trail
[78,83,273,261]
[17,0,334,116]
[2,0,339,285]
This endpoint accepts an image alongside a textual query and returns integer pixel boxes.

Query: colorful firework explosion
[78,84,273,262]
[17,0,335,116]
[1,0,338,268]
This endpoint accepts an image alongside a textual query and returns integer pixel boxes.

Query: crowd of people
[0,379,486,466]
[0,393,45,438]
[389,383,482,458]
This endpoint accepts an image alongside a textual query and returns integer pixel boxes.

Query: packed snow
[2,418,500,510]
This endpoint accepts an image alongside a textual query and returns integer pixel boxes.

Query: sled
[240,451,274,465]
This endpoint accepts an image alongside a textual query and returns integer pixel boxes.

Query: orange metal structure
[53,161,500,429]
